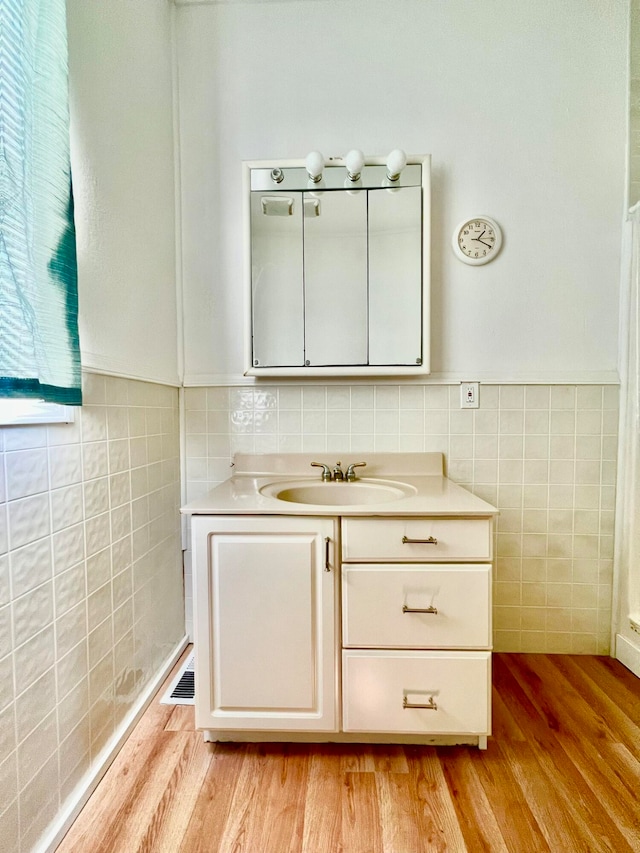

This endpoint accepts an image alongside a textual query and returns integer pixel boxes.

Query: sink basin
[260,478,417,506]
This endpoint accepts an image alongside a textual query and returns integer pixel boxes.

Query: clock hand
[472,231,492,248]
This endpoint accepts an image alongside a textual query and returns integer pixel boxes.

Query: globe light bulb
[386,148,407,181]
[305,151,324,183]
[345,149,365,181]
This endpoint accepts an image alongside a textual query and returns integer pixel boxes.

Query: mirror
[250,191,303,367]
[368,185,422,365]
[245,156,430,376]
[304,189,368,366]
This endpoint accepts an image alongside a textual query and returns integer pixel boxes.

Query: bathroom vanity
[183,453,497,749]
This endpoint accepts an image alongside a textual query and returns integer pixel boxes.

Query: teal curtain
[0,0,82,405]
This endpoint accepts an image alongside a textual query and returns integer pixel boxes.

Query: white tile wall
[184,383,618,656]
[0,374,184,853]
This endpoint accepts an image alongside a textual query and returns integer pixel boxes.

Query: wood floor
[56,652,640,853]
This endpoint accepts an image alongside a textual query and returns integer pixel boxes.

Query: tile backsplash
[0,374,184,853]
[184,383,618,656]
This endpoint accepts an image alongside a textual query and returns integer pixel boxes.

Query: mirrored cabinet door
[368,185,422,366]
[304,190,368,366]
[250,192,304,367]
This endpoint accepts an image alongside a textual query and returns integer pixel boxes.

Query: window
[0,0,82,407]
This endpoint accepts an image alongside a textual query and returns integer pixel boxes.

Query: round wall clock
[452,216,503,265]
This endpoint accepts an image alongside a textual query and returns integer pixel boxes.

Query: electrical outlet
[460,382,479,409]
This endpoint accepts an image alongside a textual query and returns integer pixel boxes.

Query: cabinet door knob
[324,536,331,572]
[401,535,438,545]
[402,604,438,615]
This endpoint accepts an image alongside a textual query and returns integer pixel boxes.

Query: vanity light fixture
[305,150,325,183]
[386,148,407,181]
[345,149,365,182]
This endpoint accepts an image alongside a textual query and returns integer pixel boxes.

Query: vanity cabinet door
[192,515,338,733]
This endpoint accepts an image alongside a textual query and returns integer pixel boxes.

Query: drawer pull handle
[402,535,438,545]
[324,537,331,572]
[403,696,438,711]
[402,604,438,615]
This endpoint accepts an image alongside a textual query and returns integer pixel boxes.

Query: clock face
[453,217,502,265]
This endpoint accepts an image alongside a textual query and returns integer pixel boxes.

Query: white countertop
[181,452,498,518]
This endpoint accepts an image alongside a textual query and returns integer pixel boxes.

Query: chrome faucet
[346,461,366,481]
[311,460,367,481]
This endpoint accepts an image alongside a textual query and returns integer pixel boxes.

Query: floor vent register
[160,654,195,705]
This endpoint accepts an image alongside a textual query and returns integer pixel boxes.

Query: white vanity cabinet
[185,451,497,749]
[191,514,338,735]
[341,517,493,748]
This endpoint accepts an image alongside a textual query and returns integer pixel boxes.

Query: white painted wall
[176,0,627,385]
[68,0,179,386]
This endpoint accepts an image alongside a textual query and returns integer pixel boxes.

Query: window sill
[0,399,75,426]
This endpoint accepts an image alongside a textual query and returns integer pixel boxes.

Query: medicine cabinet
[243,155,430,377]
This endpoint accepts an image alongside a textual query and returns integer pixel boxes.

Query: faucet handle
[346,461,367,481]
[311,462,332,481]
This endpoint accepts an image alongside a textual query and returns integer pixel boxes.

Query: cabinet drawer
[342,564,491,649]
[342,517,492,562]
[342,650,491,734]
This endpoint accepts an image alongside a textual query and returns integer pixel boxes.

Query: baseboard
[615,633,640,678]
[34,635,190,853]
